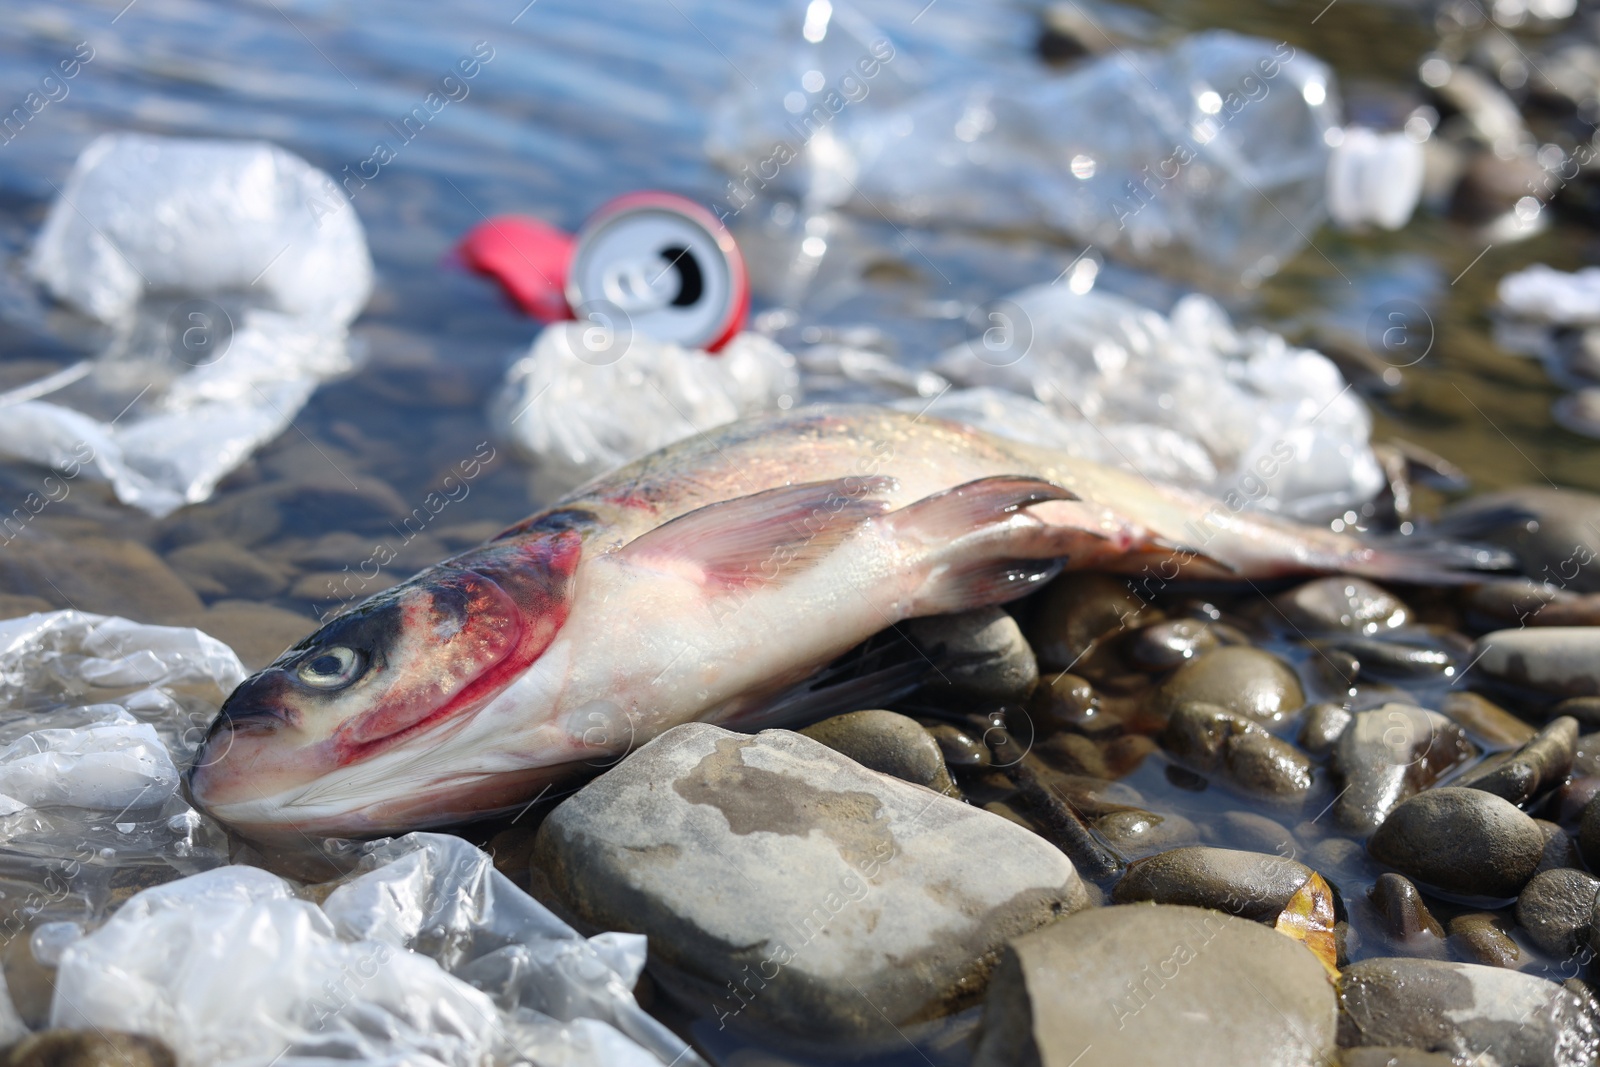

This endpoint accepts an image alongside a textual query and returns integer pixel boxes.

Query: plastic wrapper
[491,324,799,495]
[932,285,1385,521]
[0,611,241,925]
[1498,264,1600,325]
[2,134,373,516]
[710,11,1383,282]
[52,836,696,1067]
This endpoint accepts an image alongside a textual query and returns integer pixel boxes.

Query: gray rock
[1125,618,1220,670]
[1369,872,1444,942]
[1535,819,1580,875]
[1439,691,1535,748]
[164,539,291,599]
[1092,809,1200,860]
[1442,486,1600,593]
[1159,647,1305,725]
[2,1031,176,1067]
[1558,698,1600,731]
[1322,635,1460,683]
[800,710,956,795]
[1581,793,1600,871]
[1448,912,1520,968]
[1472,627,1600,698]
[924,722,989,768]
[1162,703,1313,801]
[1452,716,1578,806]
[1027,573,1151,670]
[972,904,1338,1067]
[0,535,204,625]
[1208,811,1298,857]
[902,607,1038,705]
[1111,846,1315,923]
[1337,1049,1458,1067]
[1331,704,1476,834]
[1300,702,1354,758]
[534,723,1087,1039]
[1337,957,1598,1067]
[1274,577,1410,635]
[1368,787,1544,899]
[1516,868,1600,958]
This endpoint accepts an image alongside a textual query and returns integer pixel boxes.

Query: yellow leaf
[1273,871,1339,978]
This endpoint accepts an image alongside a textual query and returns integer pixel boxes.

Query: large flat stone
[533,723,1087,1042]
[972,903,1338,1067]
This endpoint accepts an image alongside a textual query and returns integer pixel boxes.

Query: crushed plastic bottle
[710,8,1420,283]
[1497,264,1600,438]
[930,284,1385,521]
[0,134,373,517]
[491,324,799,496]
[52,835,699,1067]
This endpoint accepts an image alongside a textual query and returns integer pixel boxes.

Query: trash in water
[1497,264,1600,438]
[459,192,750,351]
[709,8,1425,284]
[0,133,373,517]
[931,284,1385,521]
[490,324,798,496]
[52,834,698,1067]
[0,611,241,926]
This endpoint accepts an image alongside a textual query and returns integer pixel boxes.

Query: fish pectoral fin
[885,476,1079,546]
[617,475,898,591]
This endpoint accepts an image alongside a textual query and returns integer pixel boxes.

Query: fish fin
[618,476,897,590]
[719,629,932,731]
[1348,534,1518,584]
[913,557,1066,615]
[885,476,1078,544]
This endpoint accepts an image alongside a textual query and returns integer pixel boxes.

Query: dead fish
[188,405,1495,838]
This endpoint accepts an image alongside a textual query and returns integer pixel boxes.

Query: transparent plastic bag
[51,838,698,1067]
[491,324,799,495]
[710,11,1385,282]
[1498,264,1600,325]
[4,134,373,516]
[932,285,1384,521]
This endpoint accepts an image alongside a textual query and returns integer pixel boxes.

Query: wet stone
[1162,703,1312,801]
[1274,577,1410,635]
[173,600,314,672]
[800,710,957,796]
[1322,635,1459,683]
[0,535,204,625]
[1,1031,176,1067]
[1158,646,1305,725]
[1452,716,1577,806]
[1300,702,1354,758]
[924,723,990,769]
[971,904,1338,1067]
[1472,627,1600,698]
[1036,733,1109,779]
[1369,873,1444,942]
[902,607,1038,705]
[1515,868,1599,958]
[1439,691,1536,749]
[533,723,1088,1040]
[1557,698,1600,731]
[1368,787,1544,900]
[0,595,53,620]
[1578,793,1600,873]
[1091,808,1199,860]
[1028,672,1107,735]
[1332,704,1476,835]
[1448,912,1521,968]
[1124,618,1219,671]
[163,539,290,600]
[1442,486,1600,594]
[1026,573,1151,670]
[1337,1049,1460,1067]
[1207,811,1298,857]
[1337,957,1597,1067]
[1111,846,1315,924]
[1535,819,1580,875]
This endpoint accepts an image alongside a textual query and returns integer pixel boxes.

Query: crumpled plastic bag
[710,8,1373,281]
[932,285,1384,521]
[491,324,799,495]
[1498,264,1600,325]
[0,611,241,920]
[52,836,698,1067]
[3,133,373,517]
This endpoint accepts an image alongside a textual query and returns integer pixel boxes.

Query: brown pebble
[2,1030,176,1067]
[1439,691,1536,749]
[1447,912,1521,968]
[1036,733,1110,779]
[1369,872,1444,942]
[925,723,991,768]
[1029,672,1113,736]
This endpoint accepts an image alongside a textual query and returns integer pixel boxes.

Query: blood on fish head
[187,528,582,839]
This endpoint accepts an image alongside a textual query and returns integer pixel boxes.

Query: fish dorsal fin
[617,476,898,590]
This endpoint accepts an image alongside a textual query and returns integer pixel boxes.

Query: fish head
[188,523,584,839]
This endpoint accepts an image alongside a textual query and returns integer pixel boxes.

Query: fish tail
[1344,534,1517,585]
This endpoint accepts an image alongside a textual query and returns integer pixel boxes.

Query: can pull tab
[601,254,682,315]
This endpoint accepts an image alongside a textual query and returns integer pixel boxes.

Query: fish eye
[296,646,365,690]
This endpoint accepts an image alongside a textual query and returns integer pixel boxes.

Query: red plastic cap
[456,215,576,323]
